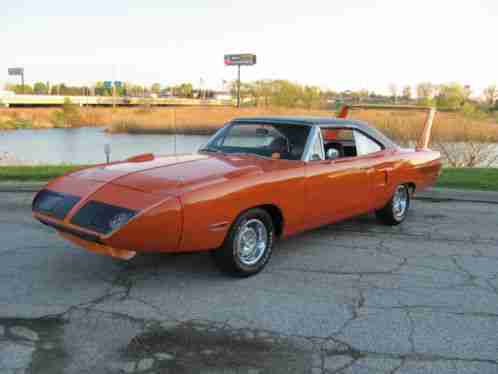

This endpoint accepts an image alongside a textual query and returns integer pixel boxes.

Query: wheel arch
[258,204,284,237]
[230,203,285,238]
[405,182,416,194]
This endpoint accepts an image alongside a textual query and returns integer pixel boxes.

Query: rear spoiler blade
[336,104,437,149]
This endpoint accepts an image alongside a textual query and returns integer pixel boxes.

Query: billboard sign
[8,68,24,76]
[224,54,257,66]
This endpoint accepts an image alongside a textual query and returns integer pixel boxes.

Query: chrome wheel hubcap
[393,186,408,219]
[236,219,268,266]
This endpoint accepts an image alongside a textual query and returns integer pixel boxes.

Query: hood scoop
[126,153,155,162]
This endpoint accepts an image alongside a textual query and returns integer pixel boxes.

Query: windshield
[202,122,311,160]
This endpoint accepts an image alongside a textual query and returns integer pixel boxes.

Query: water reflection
[0,127,211,164]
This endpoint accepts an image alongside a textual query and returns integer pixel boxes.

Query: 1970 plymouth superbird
[32,106,441,276]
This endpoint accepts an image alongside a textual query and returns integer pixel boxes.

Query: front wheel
[213,208,274,277]
[376,184,410,225]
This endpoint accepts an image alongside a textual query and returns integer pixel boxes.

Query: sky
[1,0,497,95]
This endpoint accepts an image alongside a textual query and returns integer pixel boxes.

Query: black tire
[213,208,274,277]
[376,184,410,225]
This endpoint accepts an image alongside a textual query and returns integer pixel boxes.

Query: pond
[0,127,211,164]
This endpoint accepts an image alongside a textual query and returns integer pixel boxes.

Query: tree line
[4,80,497,113]
[4,81,204,99]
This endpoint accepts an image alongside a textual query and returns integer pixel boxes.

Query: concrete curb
[0,182,46,193]
[1,182,498,204]
[415,187,498,204]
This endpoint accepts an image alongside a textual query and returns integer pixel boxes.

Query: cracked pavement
[0,192,497,373]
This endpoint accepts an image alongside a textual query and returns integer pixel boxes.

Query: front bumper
[33,180,183,256]
[35,213,136,260]
[37,216,103,244]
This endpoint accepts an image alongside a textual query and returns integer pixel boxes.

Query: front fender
[104,195,183,252]
[178,169,306,252]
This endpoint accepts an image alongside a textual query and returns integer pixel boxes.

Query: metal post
[173,108,177,156]
[112,83,116,109]
[21,72,24,94]
[104,144,111,164]
[236,65,241,108]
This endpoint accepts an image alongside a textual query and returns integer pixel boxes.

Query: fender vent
[32,190,80,220]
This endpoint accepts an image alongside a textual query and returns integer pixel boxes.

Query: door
[352,130,394,210]
[304,129,370,229]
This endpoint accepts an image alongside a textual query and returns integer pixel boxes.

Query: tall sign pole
[224,54,256,108]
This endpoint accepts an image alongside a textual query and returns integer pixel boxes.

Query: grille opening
[32,190,80,220]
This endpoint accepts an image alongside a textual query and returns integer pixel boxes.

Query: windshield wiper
[229,152,267,159]
[199,147,223,154]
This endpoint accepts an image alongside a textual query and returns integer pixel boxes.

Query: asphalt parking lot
[1,191,497,374]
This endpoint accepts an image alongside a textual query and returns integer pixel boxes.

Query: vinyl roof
[232,116,354,125]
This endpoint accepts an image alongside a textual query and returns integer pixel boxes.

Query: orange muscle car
[32,108,441,276]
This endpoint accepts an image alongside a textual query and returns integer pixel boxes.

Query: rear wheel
[376,184,410,225]
[213,208,274,277]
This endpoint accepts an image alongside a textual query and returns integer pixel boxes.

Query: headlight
[71,201,137,234]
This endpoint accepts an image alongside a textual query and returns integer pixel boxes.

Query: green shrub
[50,97,81,127]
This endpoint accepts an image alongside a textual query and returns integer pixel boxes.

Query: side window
[353,131,382,156]
[309,131,324,161]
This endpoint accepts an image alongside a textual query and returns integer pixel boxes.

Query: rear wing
[337,104,437,150]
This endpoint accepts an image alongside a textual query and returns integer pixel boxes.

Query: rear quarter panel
[374,148,441,209]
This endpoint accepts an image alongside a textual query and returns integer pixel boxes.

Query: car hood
[69,153,264,195]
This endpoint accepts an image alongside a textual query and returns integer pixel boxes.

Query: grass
[1,165,498,191]
[436,168,498,191]
[106,106,337,135]
[1,106,497,143]
[0,107,336,133]
[352,109,498,144]
[0,165,87,181]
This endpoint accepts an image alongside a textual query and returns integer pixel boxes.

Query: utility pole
[236,65,241,108]
[112,82,116,109]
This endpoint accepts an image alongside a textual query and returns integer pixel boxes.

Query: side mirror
[326,148,340,160]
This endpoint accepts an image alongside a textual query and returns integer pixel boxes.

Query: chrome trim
[209,221,230,231]
[302,126,317,162]
[235,218,268,266]
[303,126,325,162]
[393,185,409,219]
[37,217,103,244]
